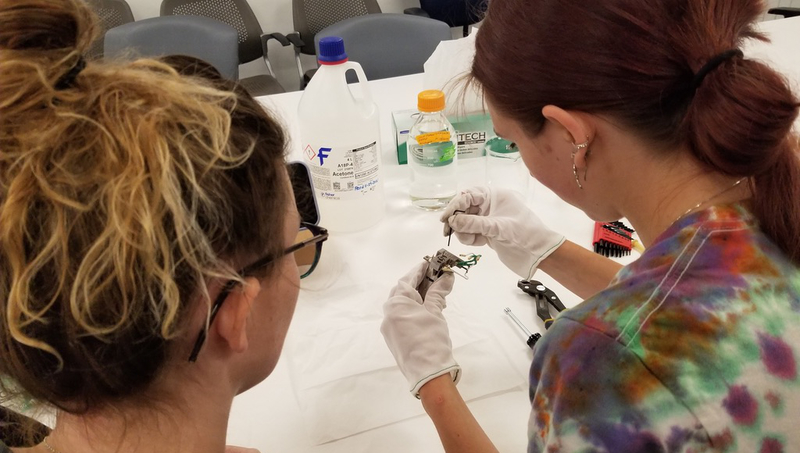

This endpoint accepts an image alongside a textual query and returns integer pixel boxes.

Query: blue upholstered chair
[314,13,452,81]
[104,15,241,81]
[160,0,287,95]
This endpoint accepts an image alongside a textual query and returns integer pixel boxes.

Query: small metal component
[503,307,540,349]
[518,280,566,329]
[418,248,480,298]
[419,248,462,298]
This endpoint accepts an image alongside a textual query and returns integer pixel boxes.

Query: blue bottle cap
[318,36,348,64]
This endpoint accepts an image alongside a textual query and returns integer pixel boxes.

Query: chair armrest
[275,31,309,90]
[285,32,305,49]
[260,32,295,77]
[768,7,800,18]
[262,32,292,53]
[404,7,431,18]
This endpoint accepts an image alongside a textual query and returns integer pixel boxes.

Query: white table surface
[226,17,800,453]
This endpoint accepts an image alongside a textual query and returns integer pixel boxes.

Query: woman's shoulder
[550,202,800,396]
[544,204,800,440]
[566,203,800,338]
[629,201,798,283]
[535,238,800,451]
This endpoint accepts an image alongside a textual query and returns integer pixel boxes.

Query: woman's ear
[541,105,594,168]
[214,277,261,354]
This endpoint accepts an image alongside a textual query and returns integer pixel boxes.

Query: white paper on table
[285,297,526,445]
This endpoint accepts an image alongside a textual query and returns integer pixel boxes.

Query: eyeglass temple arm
[187,282,234,362]
[188,330,207,362]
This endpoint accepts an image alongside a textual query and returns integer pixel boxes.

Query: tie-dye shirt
[528,203,800,453]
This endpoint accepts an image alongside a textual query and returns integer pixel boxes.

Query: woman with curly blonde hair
[0,1,321,452]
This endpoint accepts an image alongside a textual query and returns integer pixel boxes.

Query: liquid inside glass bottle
[407,90,457,210]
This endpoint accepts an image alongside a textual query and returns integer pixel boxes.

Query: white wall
[125,0,800,92]
[126,0,421,91]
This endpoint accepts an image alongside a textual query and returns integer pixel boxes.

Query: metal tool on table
[517,279,566,329]
[503,307,540,349]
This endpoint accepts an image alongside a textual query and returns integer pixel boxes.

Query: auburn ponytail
[472,0,800,262]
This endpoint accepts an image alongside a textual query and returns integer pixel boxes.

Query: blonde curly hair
[0,0,289,413]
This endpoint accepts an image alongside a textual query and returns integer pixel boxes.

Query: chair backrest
[104,15,240,80]
[419,0,486,28]
[293,0,381,56]
[160,0,264,65]
[86,0,135,60]
[315,14,451,81]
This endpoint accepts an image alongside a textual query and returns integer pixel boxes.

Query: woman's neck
[34,376,235,453]
[620,154,751,247]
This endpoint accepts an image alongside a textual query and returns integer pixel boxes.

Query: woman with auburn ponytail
[1,1,318,452]
[380,0,800,451]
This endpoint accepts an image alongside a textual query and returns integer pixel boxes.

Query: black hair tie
[55,56,86,90]
[691,49,743,91]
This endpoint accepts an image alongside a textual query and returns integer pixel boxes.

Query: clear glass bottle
[407,90,457,210]
[485,136,529,196]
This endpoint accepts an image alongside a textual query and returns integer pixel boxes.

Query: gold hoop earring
[583,149,589,182]
[572,140,589,190]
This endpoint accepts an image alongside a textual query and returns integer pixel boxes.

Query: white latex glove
[381,262,460,398]
[441,186,565,279]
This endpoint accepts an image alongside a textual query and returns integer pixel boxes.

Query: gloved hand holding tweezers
[440,186,565,279]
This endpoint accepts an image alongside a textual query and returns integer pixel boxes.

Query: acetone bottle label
[304,141,380,200]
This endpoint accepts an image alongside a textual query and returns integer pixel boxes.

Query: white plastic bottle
[407,90,457,210]
[297,36,385,232]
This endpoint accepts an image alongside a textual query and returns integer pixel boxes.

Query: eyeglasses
[188,222,328,362]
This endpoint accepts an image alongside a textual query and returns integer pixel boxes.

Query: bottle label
[304,141,380,200]
[416,131,451,145]
[410,141,456,167]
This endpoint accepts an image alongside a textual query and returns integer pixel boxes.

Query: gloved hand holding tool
[440,186,566,279]
[381,261,460,398]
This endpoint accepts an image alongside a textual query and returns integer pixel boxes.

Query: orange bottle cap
[417,90,446,112]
